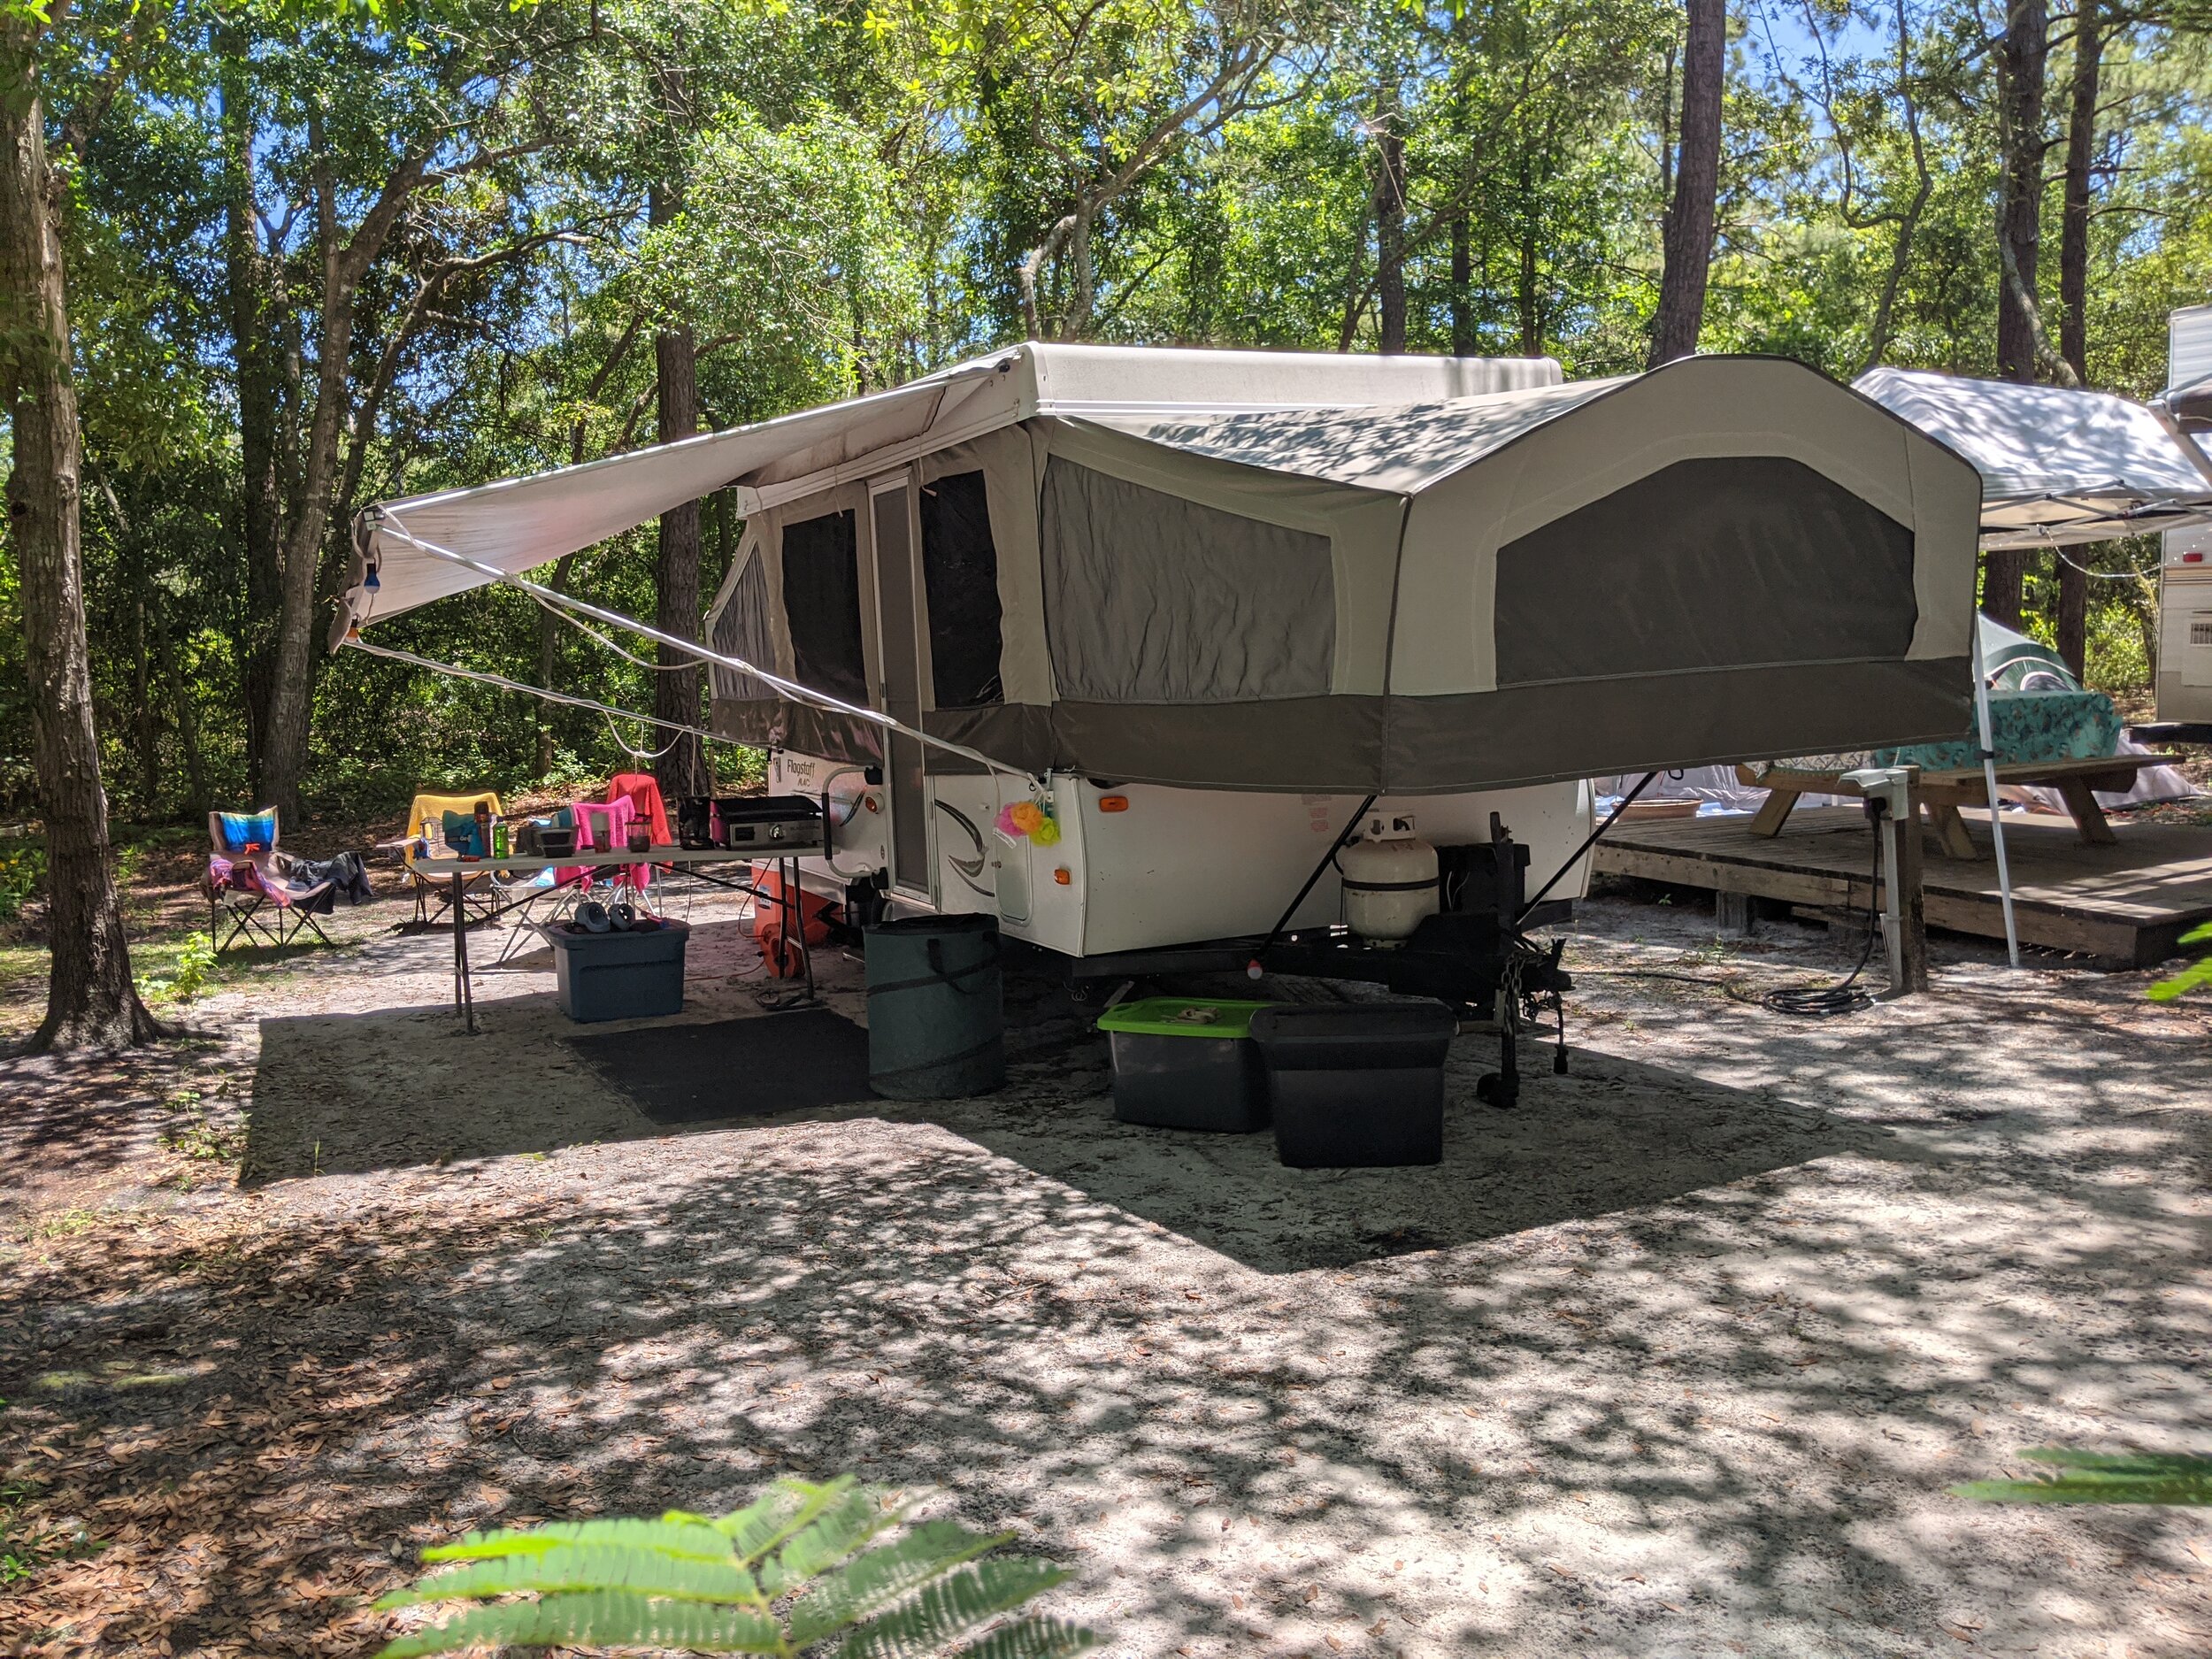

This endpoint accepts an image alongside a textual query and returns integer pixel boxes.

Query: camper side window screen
[918,471,1004,708]
[780,508,867,703]
[1041,458,1334,702]
[1492,456,1917,686]
[710,545,775,703]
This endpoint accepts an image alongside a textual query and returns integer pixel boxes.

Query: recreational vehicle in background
[2159,303,2212,726]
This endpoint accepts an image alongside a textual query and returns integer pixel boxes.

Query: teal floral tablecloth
[1873,688,2122,772]
[1750,688,2124,777]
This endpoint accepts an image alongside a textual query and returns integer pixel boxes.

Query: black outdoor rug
[565,1008,874,1126]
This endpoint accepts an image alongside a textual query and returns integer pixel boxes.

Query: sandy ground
[3,885,2210,1658]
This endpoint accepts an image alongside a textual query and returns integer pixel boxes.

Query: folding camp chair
[563,797,659,910]
[603,773,676,915]
[205,808,337,950]
[402,788,503,931]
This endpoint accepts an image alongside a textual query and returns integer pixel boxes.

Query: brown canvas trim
[714,657,1970,795]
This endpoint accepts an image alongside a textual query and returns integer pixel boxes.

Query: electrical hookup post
[1839,764,1931,997]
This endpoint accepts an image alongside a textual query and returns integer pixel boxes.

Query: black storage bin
[1095,998,1271,1132]
[1248,1001,1457,1168]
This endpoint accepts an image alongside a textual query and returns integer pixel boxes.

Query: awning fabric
[1853,366,2212,549]
[336,377,959,643]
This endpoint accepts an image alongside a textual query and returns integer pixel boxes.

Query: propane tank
[1339,811,1440,947]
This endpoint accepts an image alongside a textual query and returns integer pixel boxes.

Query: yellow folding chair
[403,788,503,931]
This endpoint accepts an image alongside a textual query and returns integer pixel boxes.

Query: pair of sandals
[574,900,641,934]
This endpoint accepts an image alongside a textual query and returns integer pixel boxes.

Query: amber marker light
[1053,867,1072,885]
[1097,795,1130,812]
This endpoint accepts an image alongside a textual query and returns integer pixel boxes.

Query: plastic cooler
[1248,1000,1457,1167]
[1095,997,1273,1132]
[546,920,689,1022]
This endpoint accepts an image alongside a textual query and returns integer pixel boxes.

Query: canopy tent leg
[1971,620,2022,968]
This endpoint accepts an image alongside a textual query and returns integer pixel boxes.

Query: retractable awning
[1853,366,2212,549]
[333,374,975,646]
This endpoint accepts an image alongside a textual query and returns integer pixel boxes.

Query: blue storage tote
[546,920,689,1022]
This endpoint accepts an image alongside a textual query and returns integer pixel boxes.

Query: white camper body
[2160,304,2212,723]
[772,747,1593,960]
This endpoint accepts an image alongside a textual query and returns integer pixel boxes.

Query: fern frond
[950,1615,1100,1659]
[786,1520,1009,1645]
[424,1517,738,1564]
[376,1543,760,1609]
[718,1476,858,1564]
[838,1559,1073,1659]
[761,1489,895,1594]
[373,1590,783,1657]
[1955,1448,2212,1505]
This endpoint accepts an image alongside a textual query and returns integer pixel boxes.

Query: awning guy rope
[366,511,1041,787]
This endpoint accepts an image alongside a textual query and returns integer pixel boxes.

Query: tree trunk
[1648,0,1724,367]
[1995,0,2047,384]
[1983,549,2026,628]
[133,569,161,814]
[0,27,158,1049]
[535,552,577,778]
[649,180,710,801]
[258,136,426,823]
[1986,0,2048,626]
[1449,215,1473,353]
[1371,85,1407,354]
[156,615,209,817]
[1517,153,1540,357]
[2054,0,2100,678]
[219,28,283,794]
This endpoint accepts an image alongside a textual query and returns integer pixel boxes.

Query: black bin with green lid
[1095,997,1273,1132]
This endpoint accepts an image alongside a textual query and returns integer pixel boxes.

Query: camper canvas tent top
[344,346,1982,1018]
[685,350,1981,796]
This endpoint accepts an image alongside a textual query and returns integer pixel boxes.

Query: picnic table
[1734,756,2165,859]
[411,846,822,1032]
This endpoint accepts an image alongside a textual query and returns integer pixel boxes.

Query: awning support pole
[1970,619,2022,968]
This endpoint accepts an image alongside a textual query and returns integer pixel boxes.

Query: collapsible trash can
[863,914,1004,1098]
[1096,997,1272,1131]
[1248,1000,1457,1168]
[547,920,689,1022]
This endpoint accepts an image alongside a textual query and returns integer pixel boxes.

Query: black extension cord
[1760,810,1885,1018]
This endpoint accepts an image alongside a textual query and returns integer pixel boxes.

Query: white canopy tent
[1853,366,2212,547]
[1851,366,2212,966]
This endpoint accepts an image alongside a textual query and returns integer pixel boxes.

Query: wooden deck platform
[1590,806,2212,966]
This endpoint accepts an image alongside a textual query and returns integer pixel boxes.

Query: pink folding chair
[562,797,652,902]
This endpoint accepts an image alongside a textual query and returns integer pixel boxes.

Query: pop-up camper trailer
[342,346,1983,1057]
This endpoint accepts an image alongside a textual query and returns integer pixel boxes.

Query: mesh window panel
[1041,458,1334,703]
[710,549,776,702]
[1494,456,1918,686]
[780,508,866,703]
[918,471,1005,709]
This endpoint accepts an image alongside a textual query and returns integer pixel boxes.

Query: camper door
[867,472,932,900]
